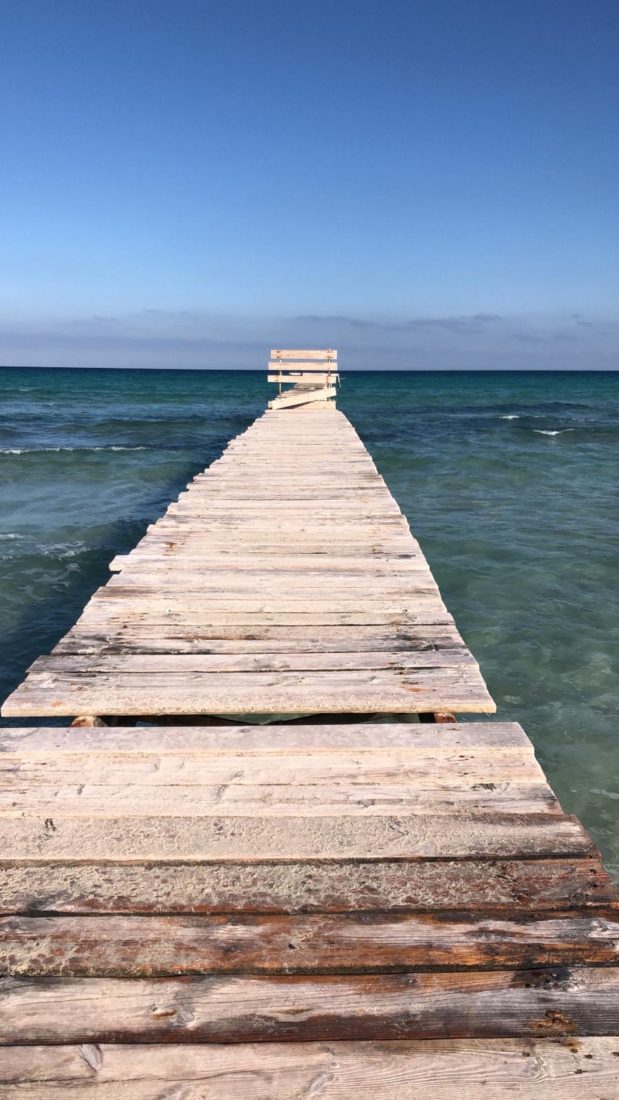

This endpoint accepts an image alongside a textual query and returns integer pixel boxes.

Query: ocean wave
[533,429,575,436]
[1,445,148,454]
[39,543,86,558]
[500,414,520,420]
[5,541,89,560]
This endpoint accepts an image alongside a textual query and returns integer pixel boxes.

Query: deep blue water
[1,366,618,877]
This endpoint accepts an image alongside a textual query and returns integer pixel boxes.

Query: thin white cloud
[0,310,617,369]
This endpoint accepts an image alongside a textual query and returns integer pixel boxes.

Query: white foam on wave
[0,533,22,540]
[500,414,520,420]
[534,429,575,437]
[1,445,148,454]
[39,543,85,558]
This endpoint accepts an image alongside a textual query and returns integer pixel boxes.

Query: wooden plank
[268,372,338,384]
[0,813,594,862]
[0,753,542,786]
[52,624,466,654]
[0,719,546,817]
[70,592,449,610]
[0,721,531,755]
[181,486,393,497]
[2,1038,619,1097]
[164,515,403,526]
[148,514,403,527]
[3,967,619,1043]
[0,783,557,818]
[143,524,411,538]
[1,858,614,916]
[107,569,434,585]
[103,574,437,590]
[24,650,475,678]
[2,911,618,977]
[175,500,396,512]
[191,468,380,478]
[60,598,452,618]
[131,543,419,556]
[131,543,418,556]
[100,586,442,602]
[268,362,339,372]
[106,573,437,591]
[109,555,428,574]
[180,480,389,492]
[271,349,337,360]
[269,387,336,409]
[147,507,402,520]
[1,665,496,716]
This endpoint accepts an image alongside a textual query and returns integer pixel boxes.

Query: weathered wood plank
[144,524,409,539]
[52,624,465,654]
[104,579,440,596]
[67,609,453,626]
[270,349,337,360]
[51,604,455,626]
[109,555,428,573]
[1,665,496,716]
[269,386,337,409]
[1,858,614,916]
[2,911,618,977]
[3,968,619,1042]
[0,813,594,862]
[0,721,531,755]
[127,578,439,596]
[133,538,421,553]
[2,1038,619,1097]
[0,905,612,977]
[0,749,541,785]
[268,372,337,384]
[152,500,404,514]
[266,366,340,375]
[25,650,475,677]
[0,782,557,818]
[89,590,444,607]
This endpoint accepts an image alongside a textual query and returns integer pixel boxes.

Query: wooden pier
[1,352,618,1096]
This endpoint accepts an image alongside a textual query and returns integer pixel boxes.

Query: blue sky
[1,0,618,368]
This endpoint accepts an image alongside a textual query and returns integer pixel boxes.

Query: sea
[1,365,618,878]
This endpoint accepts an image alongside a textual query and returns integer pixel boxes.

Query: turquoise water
[1,366,618,877]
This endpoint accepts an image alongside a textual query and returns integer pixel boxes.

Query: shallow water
[1,366,618,877]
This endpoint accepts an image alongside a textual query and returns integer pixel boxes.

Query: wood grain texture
[2,667,495,716]
[2,911,618,976]
[0,781,559,818]
[268,372,338,384]
[52,624,466,654]
[268,386,337,409]
[0,721,530,755]
[2,1038,619,1098]
[1,858,614,916]
[0,813,594,862]
[270,349,337,359]
[3,968,619,1043]
[0,746,545,786]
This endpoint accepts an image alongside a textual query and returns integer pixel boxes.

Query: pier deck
[2,403,494,720]
[1,372,618,1096]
